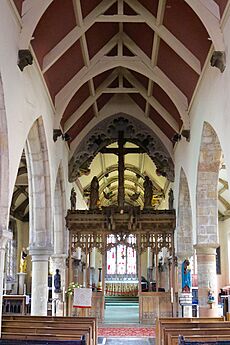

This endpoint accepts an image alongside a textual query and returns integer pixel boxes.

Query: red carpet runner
[98,327,155,337]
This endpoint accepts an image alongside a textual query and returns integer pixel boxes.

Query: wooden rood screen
[66,207,176,323]
[66,208,176,256]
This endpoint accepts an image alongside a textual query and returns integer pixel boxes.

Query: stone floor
[104,305,139,323]
[98,338,154,345]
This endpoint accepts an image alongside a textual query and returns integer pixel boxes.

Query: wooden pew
[1,330,89,345]
[2,320,93,344]
[178,334,230,345]
[165,327,230,345]
[155,317,225,345]
[3,315,97,344]
[2,316,96,345]
[0,339,86,345]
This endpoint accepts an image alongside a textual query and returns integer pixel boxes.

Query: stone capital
[29,246,53,261]
[0,229,12,250]
[194,243,219,255]
[176,252,194,261]
[51,254,67,269]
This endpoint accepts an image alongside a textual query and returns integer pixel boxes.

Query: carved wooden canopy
[66,207,175,255]
[69,115,174,182]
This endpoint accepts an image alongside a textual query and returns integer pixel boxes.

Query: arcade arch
[25,117,53,315]
[195,121,222,317]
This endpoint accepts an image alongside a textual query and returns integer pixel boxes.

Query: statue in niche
[143,176,153,208]
[89,176,99,209]
[168,188,174,210]
[70,188,77,211]
[19,247,27,273]
[54,269,61,293]
[182,259,191,293]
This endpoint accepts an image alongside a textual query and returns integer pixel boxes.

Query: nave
[1,0,230,344]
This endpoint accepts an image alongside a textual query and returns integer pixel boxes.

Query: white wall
[174,9,230,245]
[218,218,230,290]
[0,0,87,241]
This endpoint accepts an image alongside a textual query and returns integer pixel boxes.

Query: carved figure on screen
[89,176,99,209]
[143,176,153,208]
[19,248,27,273]
[168,188,174,210]
[54,269,61,293]
[70,187,77,211]
[182,259,191,293]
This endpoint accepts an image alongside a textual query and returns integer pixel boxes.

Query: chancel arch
[25,117,53,316]
[195,121,222,317]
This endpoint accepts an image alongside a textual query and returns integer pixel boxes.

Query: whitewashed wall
[174,10,230,246]
[0,0,87,236]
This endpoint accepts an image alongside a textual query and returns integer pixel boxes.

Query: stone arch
[53,164,66,255]
[25,117,52,250]
[0,73,9,235]
[196,122,222,244]
[177,168,193,256]
[25,117,53,315]
[176,168,193,309]
[195,121,222,316]
[51,164,67,316]
[0,72,11,335]
[69,114,174,183]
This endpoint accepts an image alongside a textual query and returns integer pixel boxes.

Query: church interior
[1,0,230,344]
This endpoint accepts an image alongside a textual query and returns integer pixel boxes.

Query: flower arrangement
[208,289,215,304]
[65,282,81,297]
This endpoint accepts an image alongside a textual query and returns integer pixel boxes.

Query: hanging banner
[73,288,92,308]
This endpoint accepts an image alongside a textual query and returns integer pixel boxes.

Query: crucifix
[100,131,145,208]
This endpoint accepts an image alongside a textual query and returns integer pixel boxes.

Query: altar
[105,280,139,296]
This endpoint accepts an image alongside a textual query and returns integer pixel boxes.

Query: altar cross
[100,131,145,208]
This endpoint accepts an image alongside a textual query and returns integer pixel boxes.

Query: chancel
[1,0,230,343]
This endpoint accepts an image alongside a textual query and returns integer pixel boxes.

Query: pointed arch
[177,167,193,256]
[25,117,52,251]
[0,73,9,236]
[53,163,66,255]
[196,121,222,244]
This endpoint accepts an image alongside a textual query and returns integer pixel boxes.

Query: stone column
[51,254,67,316]
[195,244,218,317]
[30,248,52,316]
[0,230,12,336]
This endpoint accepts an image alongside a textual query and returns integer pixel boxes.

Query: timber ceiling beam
[55,33,120,120]
[64,69,119,132]
[185,0,225,51]
[69,94,173,156]
[218,194,230,211]
[98,175,145,195]
[145,0,166,117]
[122,68,179,132]
[19,0,54,49]
[56,55,188,127]
[42,0,117,72]
[96,163,163,191]
[124,0,201,75]
[72,0,98,117]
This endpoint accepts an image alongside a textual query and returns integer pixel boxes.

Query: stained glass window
[106,235,137,275]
